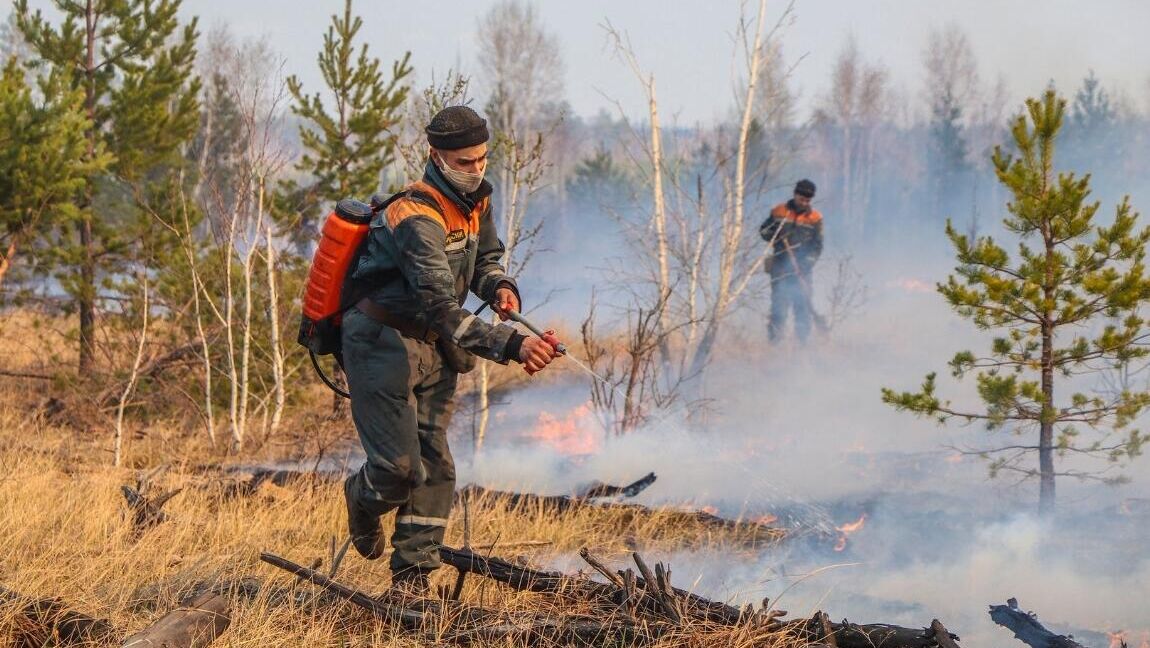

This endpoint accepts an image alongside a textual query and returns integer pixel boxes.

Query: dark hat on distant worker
[426,106,490,150]
[795,179,816,198]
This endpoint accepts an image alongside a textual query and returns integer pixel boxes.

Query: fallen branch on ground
[0,585,115,646]
[988,598,1086,648]
[121,591,230,648]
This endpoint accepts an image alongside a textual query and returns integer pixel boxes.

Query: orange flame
[528,402,599,455]
[1107,630,1126,648]
[833,513,867,552]
[755,513,779,526]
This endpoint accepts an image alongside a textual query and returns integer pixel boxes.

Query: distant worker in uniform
[341,105,561,594]
[759,179,823,343]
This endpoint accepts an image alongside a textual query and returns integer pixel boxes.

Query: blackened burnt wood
[796,611,837,647]
[260,552,649,646]
[438,545,617,598]
[455,484,782,547]
[121,469,182,537]
[816,620,947,648]
[259,553,427,629]
[120,591,230,648]
[930,619,962,648]
[446,545,747,626]
[0,585,115,645]
[989,599,1086,648]
[627,571,745,625]
[575,472,658,498]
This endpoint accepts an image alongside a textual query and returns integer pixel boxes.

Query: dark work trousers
[341,306,458,573]
[769,270,813,343]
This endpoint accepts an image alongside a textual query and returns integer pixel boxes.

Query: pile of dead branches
[261,545,963,648]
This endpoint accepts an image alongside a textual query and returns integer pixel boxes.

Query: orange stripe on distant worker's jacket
[770,203,822,226]
[386,180,487,235]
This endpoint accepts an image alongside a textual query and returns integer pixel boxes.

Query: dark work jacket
[349,160,521,363]
[759,199,824,276]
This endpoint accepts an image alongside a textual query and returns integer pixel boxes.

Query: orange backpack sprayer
[298,198,377,398]
[298,191,445,397]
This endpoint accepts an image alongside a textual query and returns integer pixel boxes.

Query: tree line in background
[1,0,1149,509]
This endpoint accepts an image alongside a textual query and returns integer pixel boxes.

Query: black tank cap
[335,198,373,225]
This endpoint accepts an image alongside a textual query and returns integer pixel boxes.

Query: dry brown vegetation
[0,313,808,647]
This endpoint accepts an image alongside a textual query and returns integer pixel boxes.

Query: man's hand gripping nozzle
[503,309,567,355]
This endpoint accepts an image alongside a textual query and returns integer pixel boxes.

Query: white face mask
[436,154,484,194]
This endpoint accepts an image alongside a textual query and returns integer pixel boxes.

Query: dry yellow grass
[0,407,799,647]
[0,312,797,647]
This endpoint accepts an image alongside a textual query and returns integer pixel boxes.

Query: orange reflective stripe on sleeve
[386,197,446,230]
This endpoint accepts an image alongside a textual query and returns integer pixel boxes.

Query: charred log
[575,472,657,499]
[120,591,230,648]
[989,598,1086,648]
[457,484,782,547]
[443,545,749,626]
[931,619,962,648]
[822,621,948,648]
[121,467,182,537]
[259,552,650,646]
[0,585,115,646]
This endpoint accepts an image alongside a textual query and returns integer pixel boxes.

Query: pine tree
[0,59,107,289]
[883,91,1150,514]
[927,89,972,223]
[1065,70,1119,179]
[1071,70,1115,135]
[278,0,412,415]
[277,0,412,250]
[567,145,633,209]
[15,0,201,374]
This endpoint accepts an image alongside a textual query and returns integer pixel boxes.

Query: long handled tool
[502,309,568,355]
[494,306,627,392]
[781,242,829,334]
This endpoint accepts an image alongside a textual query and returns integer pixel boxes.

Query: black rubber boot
[390,567,431,597]
[344,476,386,559]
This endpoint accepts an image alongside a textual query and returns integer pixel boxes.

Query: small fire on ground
[1108,630,1150,648]
[833,513,867,552]
[527,402,599,456]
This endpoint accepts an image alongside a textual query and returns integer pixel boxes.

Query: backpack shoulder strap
[371,187,445,217]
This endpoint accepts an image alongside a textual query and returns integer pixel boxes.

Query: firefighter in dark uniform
[341,106,559,592]
[760,179,823,343]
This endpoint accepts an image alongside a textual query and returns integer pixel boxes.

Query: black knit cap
[425,106,490,150]
[795,179,816,198]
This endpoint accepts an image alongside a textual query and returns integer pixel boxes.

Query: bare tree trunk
[76,0,99,376]
[224,205,241,451]
[1039,251,1055,515]
[114,275,149,467]
[1039,143,1056,516]
[178,171,217,445]
[687,0,767,382]
[262,178,285,438]
[842,120,853,233]
[475,361,491,452]
[238,212,255,452]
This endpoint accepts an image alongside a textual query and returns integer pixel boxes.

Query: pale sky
[21,0,1150,123]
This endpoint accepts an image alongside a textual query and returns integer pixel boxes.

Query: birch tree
[587,0,797,431]
[470,0,562,450]
[190,34,291,451]
[812,34,888,242]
